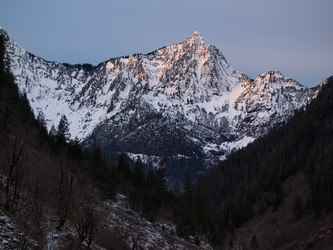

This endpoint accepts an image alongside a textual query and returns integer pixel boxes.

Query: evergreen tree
[49,125,57,138]
[57,115,70,143]
[37,111,47,132]
[117,153,132,181]
[133,156,145,187]
[183,168,192,198]
[146,169,155,187]
[155,161,167,192]
[250,235,259,249]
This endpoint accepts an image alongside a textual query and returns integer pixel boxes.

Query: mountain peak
[191,31,202,38]
[256,71,305,89]
[0,27,8,37]
[260,71,284,78]
[185,31,206,47]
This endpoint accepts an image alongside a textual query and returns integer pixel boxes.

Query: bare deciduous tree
[74,203,96,248]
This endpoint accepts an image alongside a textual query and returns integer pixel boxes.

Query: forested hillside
[195,76,333,248]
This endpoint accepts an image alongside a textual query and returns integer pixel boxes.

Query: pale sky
[0,0,332,87]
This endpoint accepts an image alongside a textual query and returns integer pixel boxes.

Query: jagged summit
[257,71,304,89]
[187,31,205,43]
[182,31,207,50]
[192,31,201,37]
[259,71,287,80]
[259,71,287,83]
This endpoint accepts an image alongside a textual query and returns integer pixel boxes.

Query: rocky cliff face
[1,28,315,177]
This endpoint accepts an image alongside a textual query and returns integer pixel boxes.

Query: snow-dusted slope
[1,28,315,170]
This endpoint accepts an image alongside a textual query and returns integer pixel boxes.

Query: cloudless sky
[0,0,332,87]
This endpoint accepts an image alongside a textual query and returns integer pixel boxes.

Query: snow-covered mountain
[1,28,315,176]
